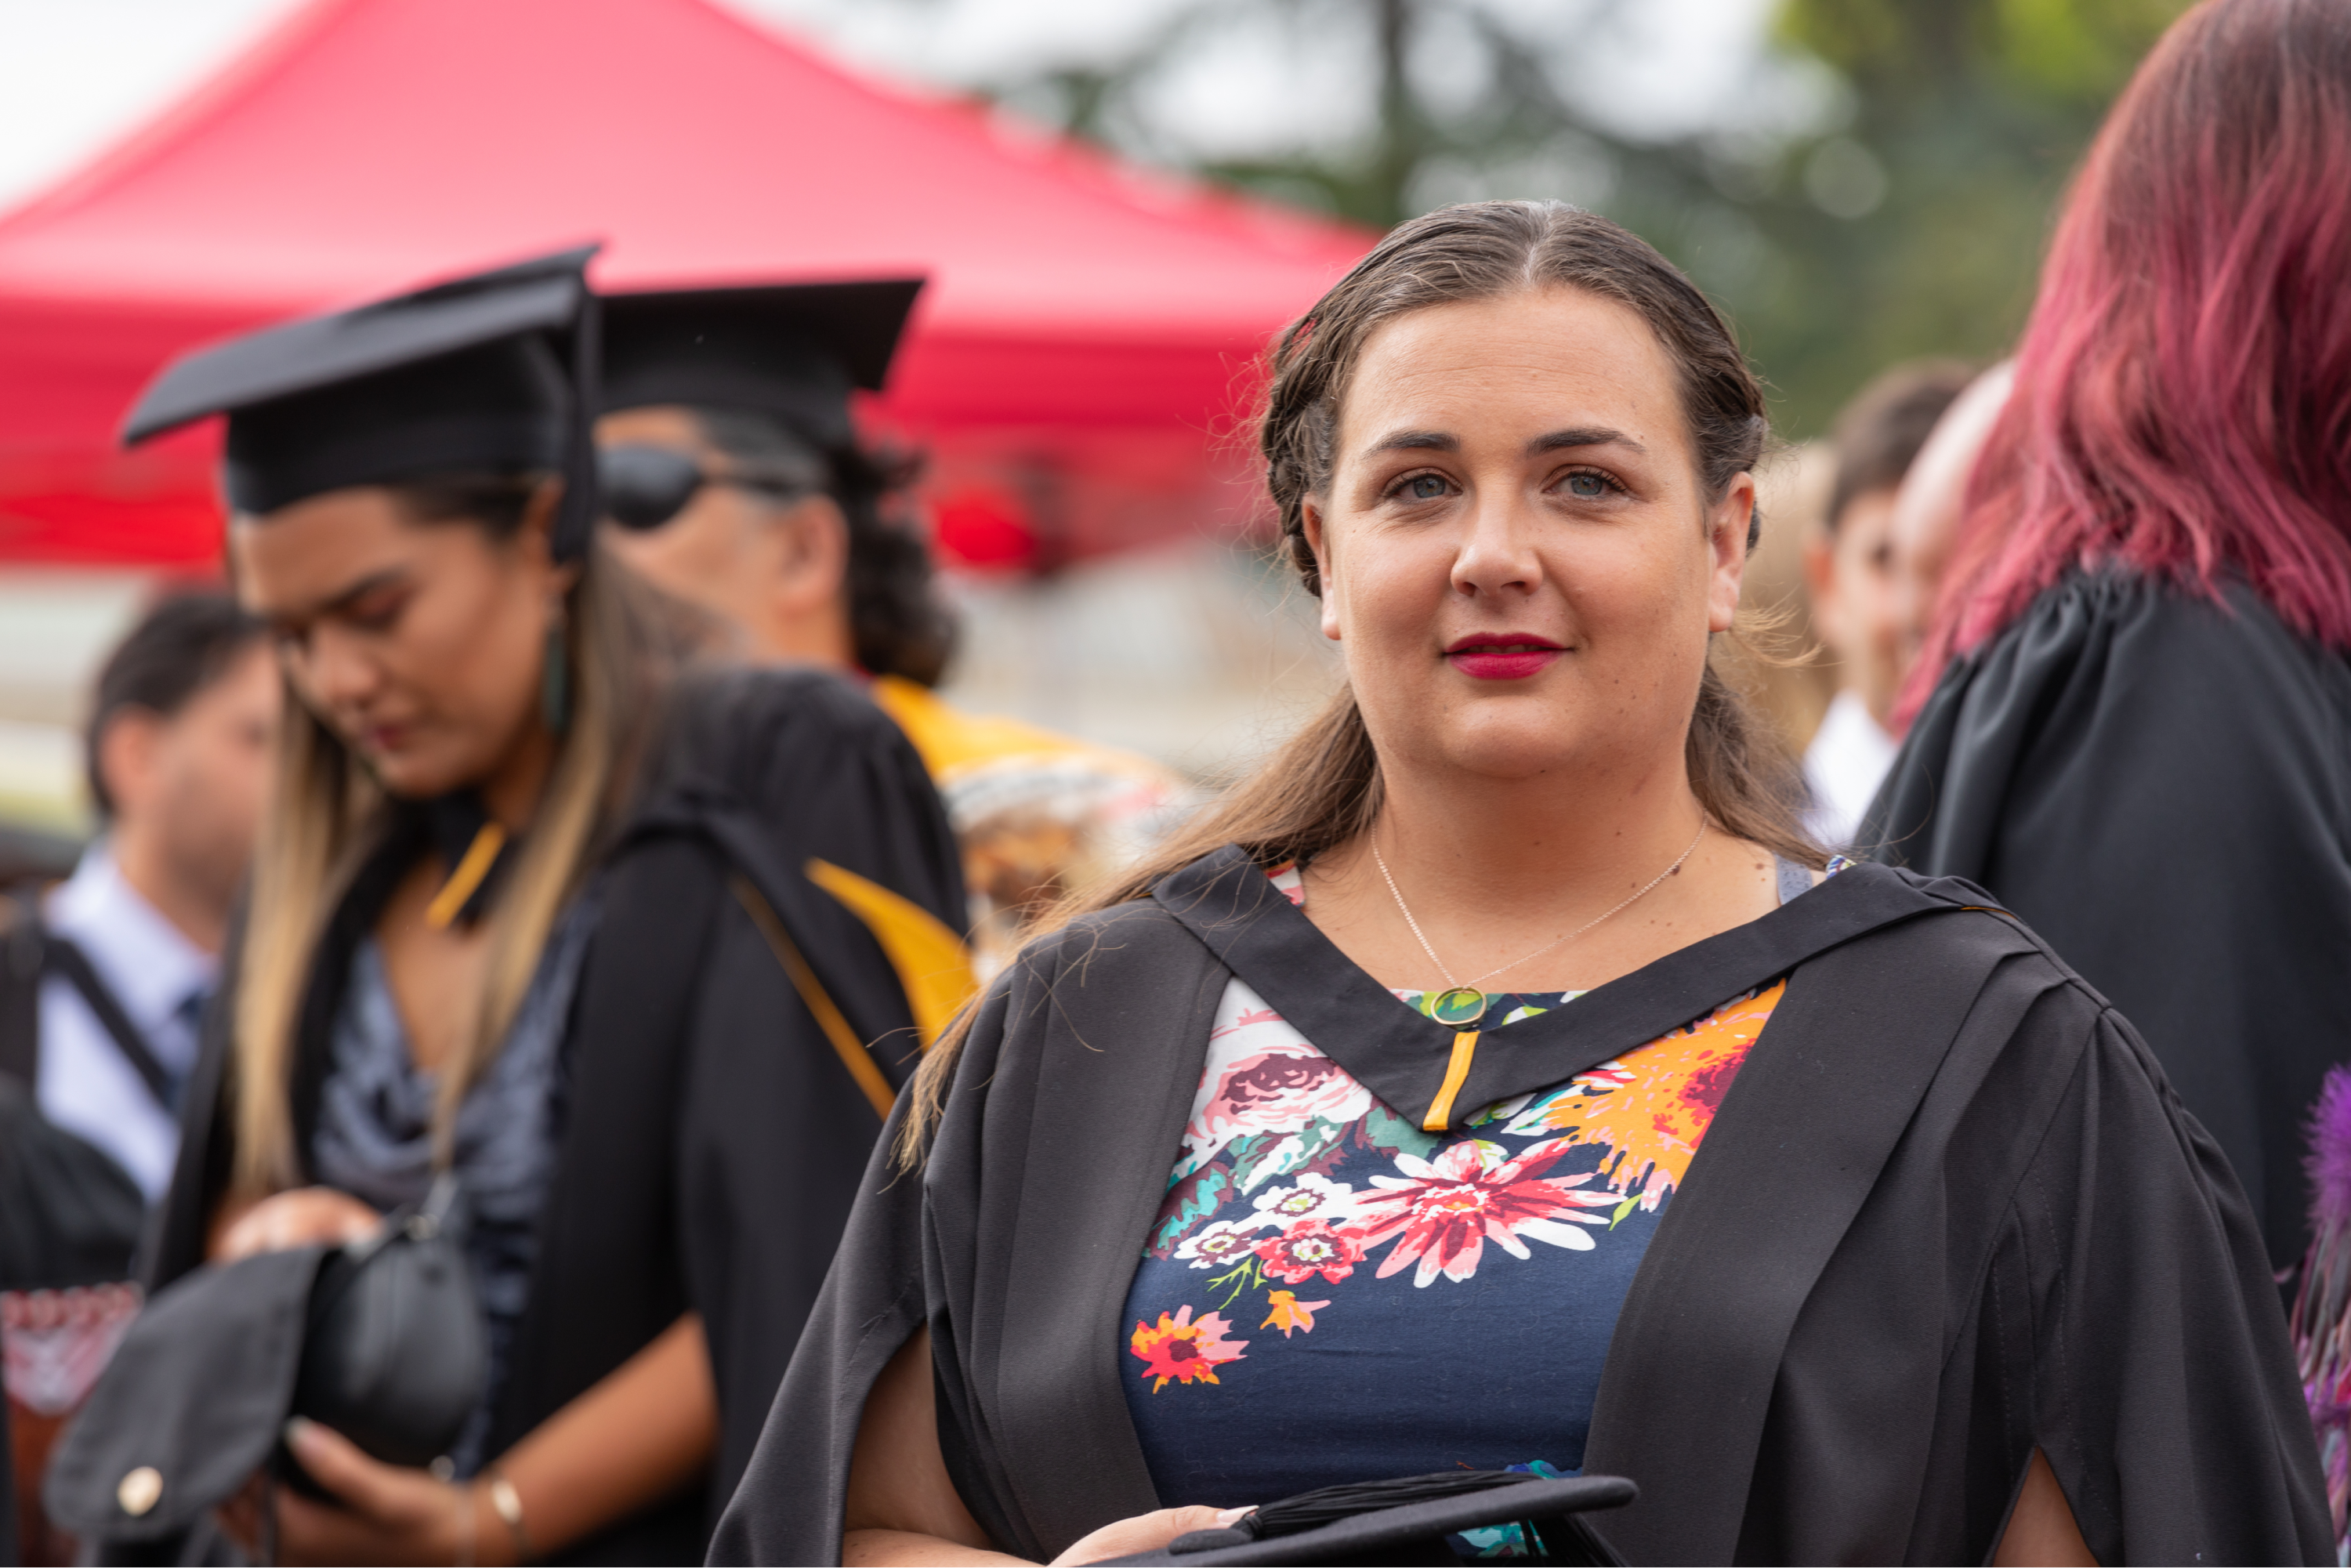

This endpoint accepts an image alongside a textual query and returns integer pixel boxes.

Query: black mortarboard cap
[121,246,605,560]
[598,278,924,448]
[1096,1471,1636,1565]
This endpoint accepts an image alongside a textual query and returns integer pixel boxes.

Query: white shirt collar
[43,839,218,1030]
[1802,690,1900,851]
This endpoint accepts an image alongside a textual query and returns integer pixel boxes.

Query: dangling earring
[541,606,572,736]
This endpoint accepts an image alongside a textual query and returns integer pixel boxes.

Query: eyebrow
[1363,429,1458,458]
[1359,425,1648,462]
[1529,426,1645,455]
[261,566,407,632]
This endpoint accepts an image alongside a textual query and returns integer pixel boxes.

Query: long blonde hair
[897,201,1815,1167]
[230,481,661,1196]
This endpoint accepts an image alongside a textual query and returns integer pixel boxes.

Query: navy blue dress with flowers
[1120,863,1817,1553]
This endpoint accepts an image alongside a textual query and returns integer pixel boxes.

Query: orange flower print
[1130,1305,1248,1391]
[1502,981,1783,1210]
[1260,1291,1329,1338]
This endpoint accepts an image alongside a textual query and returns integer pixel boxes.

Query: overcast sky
[0,0,1811,218]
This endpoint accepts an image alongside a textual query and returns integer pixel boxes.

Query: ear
[1300,497,1342,643]
[772,494,851,614]
[518,478,582,596]
[96,707,163,818]
[1706,473,1755,635]
[1801,519,1840,643]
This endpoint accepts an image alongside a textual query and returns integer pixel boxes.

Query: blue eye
[1565,472,1608,498]
[1401,473,1450,501]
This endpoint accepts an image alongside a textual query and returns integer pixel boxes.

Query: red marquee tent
[0,0,1370,570]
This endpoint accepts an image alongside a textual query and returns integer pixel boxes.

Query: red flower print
[1353,1140,1619,1287]
[1129,1305,1248,1391]
[1190,1048,1373,1146]
[1253,1219,1367,1285]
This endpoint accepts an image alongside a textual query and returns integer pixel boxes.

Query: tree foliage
[979,0,2193,436]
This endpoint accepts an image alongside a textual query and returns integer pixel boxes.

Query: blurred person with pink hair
[1865,0,2351,1277]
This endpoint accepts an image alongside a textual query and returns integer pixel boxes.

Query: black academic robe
[148,666,965,1564]
[712,846,2330,1566]
[1864,568,2351,1271]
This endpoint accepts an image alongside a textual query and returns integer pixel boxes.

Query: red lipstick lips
[1445,635,1564,680]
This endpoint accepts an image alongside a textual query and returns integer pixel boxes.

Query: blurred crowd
[5,0,2351,1564]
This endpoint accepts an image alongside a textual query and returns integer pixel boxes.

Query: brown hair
[1824,360,1976,534]
[899,199,1814,1164]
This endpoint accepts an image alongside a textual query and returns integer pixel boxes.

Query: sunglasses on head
[597,444,820,531]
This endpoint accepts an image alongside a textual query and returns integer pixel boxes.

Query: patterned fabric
[311,893,600,1476]
[1121,860,1829,1531]
[2,1282,139,1417]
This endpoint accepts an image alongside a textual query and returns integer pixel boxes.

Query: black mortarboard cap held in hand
[121,244,606,560]
[1092,1471,1636,1566]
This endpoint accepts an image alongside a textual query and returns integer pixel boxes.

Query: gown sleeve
[2037,1009,2331,1565]
[1946,1008,2331,1565]
[1866,570,2351,1268]
[676,885,916,1515]
[706,966,1028,1568]
[1722,937,2331,1565]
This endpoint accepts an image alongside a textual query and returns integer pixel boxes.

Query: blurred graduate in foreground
[121,250,965,1563]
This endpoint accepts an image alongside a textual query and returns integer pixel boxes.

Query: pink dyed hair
[1901,0,2351,717]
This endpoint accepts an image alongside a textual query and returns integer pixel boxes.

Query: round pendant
[1429,986,1488,1027]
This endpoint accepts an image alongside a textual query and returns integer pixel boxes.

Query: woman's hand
[1048,1507,1252,1566]
[215,1418,494,1567]
[214,1186,382,1260]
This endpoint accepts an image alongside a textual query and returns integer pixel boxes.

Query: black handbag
[43,1179,485,1555]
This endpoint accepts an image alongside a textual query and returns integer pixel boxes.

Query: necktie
[161,987,208,1114]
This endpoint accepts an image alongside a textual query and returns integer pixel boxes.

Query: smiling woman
[714,202,2328,1568]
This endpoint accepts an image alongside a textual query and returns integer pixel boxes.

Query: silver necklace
[1370,820,1708,1027]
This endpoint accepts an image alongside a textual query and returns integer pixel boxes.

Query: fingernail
[284,1417,313,1446]
[1215,1508,1253,1526]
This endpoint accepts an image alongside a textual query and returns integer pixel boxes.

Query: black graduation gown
[0,1077,143,1294]
[1863,568,2351,1271]
[147,666,966,1564]
[712,846,2329,1566]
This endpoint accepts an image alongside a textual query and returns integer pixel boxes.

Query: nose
[294,623,382,717]
[1450,485,1545,601]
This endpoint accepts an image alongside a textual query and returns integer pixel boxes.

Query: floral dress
[1121,860,1832,1540]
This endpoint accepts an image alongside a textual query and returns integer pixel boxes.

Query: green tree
[1726,0,2190,430]
[981,0,2192,435]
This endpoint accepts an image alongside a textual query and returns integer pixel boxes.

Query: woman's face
[1304,286,1751,788]
[230,486,566,800]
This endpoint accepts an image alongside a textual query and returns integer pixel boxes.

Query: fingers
[273,1483,395,1568]
[1049,1505,1253,1566]
[219,1189,382,1258]
[1164,1505,1242,1538]
[284,1418,400,1513]
[215,1476,263,1556]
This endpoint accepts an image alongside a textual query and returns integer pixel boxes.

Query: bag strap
[614,788,920,1111]
[726,871,895,1118]
[42,932,181,1114]
[0,889,42,1086]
